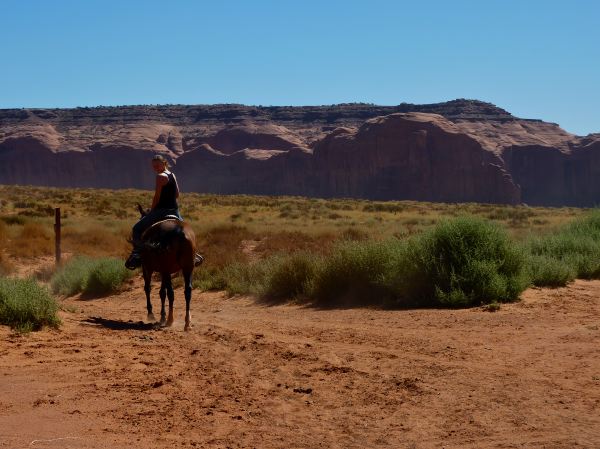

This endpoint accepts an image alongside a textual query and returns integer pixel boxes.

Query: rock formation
[1,100,598,206]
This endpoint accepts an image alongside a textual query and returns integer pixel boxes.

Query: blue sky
[1,0,599,134]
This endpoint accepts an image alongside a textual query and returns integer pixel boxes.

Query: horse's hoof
[166,320,174,327]
[184,324,191,332]
[147,313,156,322]
[160,319,167,327]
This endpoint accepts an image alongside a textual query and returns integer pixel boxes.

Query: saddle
[140,218,184,251]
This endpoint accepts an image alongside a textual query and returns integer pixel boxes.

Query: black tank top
[156,172,179,210]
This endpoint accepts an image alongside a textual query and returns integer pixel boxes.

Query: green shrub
[387,216,529,307]
[223,217,530,308]
[221,261,271,296]
[84,258,132,296]
[0,277,60,332]
[192,267,228,291]
[51,256,95,296]
[211,242,392,305]
[526,210,600,286]
[202,212,600,306]
[193,259,278,295]
[309,240,399,307]
[51,256,132,297]
[258,252,321,302]
[528,254,577,287]
[194,251,320,302]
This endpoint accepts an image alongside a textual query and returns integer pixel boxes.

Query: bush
[197,251,321,301]
[221,261,272,296]
[0,277,60,332]
[305,217,529,308]
[528,254,577,287]
[217,217,530,308]
[527,210,600,286]
[176,211,600,306]
[386,216,529,307]
[258,252,321,302]
[192,262,256,294]
[84,258,133,296]
[51,256,132,297]
[309,240,399,307]
[192,267,228,291]
[51,256,95,296]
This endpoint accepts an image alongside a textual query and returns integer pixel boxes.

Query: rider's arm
[151,173,169,209]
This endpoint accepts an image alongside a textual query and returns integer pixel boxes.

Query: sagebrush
[527,210,600,286]
[51,256,132,297]
[0,277,60,332]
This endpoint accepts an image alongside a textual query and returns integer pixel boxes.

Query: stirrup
[194,253,204,267]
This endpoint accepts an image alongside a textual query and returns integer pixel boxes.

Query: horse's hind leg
[143,267,155,322]
[159,275,168,326]
[183,269,192,331]
[166,275,175,327]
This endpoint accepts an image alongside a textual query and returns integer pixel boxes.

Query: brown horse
[136,204,196,331]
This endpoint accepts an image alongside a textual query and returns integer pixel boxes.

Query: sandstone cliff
[0,100,598,206]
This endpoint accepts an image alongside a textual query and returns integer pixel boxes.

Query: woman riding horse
[125,154,202,269]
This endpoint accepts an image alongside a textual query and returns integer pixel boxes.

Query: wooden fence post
[54,208,61,265]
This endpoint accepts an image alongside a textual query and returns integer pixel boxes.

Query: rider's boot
[125,243,143,270]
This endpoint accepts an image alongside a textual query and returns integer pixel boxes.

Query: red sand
[1,277,599,448]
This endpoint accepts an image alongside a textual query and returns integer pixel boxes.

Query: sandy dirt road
[1,277,599,449]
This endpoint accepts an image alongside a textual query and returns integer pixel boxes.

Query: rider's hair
[152,154,169,168]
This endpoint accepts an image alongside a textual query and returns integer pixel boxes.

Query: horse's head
[137,203,150,218]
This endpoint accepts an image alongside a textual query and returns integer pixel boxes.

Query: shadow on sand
[81,316,161,331]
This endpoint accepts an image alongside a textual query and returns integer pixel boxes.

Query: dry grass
[6,222,54,258]
[0,184,586,266]
[0,252,14,276]
[62,222,131,258]
[0,219,7,241]
[0,221,13,275]
[196,224,256,269]
[255,231,337,256]
[2,184,595,305]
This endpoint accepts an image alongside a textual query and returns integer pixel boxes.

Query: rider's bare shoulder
[156,172,169,186]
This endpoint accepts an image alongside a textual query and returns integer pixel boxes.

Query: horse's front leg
[183,269,193,331]
[159,274,167,326]
[143,267,155,322]
[166,275,175,327]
